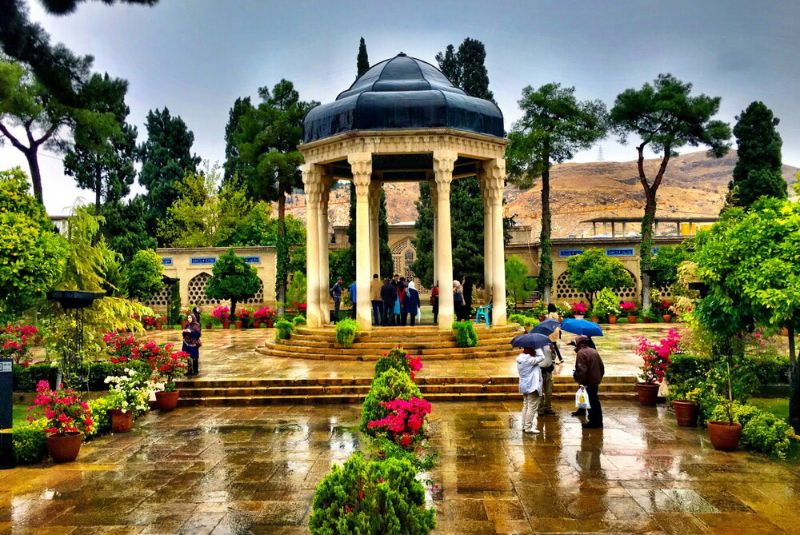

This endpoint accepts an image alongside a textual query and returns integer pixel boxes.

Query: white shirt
[516,349,545,395]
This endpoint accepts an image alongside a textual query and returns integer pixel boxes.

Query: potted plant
[668,382,701,427]
[634,329,679,405]
[621,301,638,323]
[212,305,230,329]
[706,358,743,451]
[148,344,192,411]
[237,307,252,328]
[570,302,588,320]
[104,368,151,432]
[28,380,95,463]
[531,301,548,321]
[591,288,619,324]
[255,306,276,328]
[641,307,660,323]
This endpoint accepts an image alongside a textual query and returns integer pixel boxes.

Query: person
[396,277,407,325]
[453,280,466,321]
[546,303,560,320]
[571,335,605,429]
[381,277,397,326]
[546,303,564,364]
[349,280,357,319]
[403,281,421,326]
[370,274,383,326]
[182,314,202,376]
[430,282,439,325]
[192,306,202,327]
[516,346,545,434]
[537,343,556,416]
[463,276,473,319]
[330,277,343,323]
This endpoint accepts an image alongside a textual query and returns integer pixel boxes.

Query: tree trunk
[539,149,553,304]
[25,150,44,204]
[276,189,287,316]
[230,299,238,320]
[789,326,800,433]
[95,166,102,213]
[640,192,657,311]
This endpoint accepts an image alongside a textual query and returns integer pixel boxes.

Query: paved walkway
[145,323,679,381]
[2,401,799,534]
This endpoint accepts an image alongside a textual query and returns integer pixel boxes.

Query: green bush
[87,395,116,437]
[374,348,411,377]
[12,419,47,464]
[275,319,293,340]
[705,355,759,404]
[292,315,306,327]
[12,360,151,392]
[509,314,538,330]
[12,363,55,392]
[309,453,436,534]
[452,321,478,347]
[336,318,359,348]
[741,411,793,459]
[367,435,437,472]
[666,354,712,402]
[708,401,759,426]
[751,353,790,384]
[361,368,421,433]
[591,287,620,319]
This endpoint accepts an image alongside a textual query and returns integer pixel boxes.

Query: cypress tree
[357,37,370,78]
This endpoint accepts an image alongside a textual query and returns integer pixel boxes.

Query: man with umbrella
[569,335,605,429]
[512,332,551,433]
[560,318,603,419]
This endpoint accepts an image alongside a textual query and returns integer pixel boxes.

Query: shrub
[275,319,293,340]
[336,318,359,348]
[124,249,164,301]
[367,397,432,449]
[666,354,712,387]
[12,363,55,392]
[751,353,790,384]
[635,329,681,384]
[0,324,38,366]
[12,419,47,464]
[361,368,421,433]
[452,321,478,347]
[87,396,115,437]
[27,381,95,437]
[591,287,620,319]
[708,401,759,426]
[374,348,423,380]
[740,411,793,459]
[309,453,436,534]
[292,315,306,327]
[509,314,537,330]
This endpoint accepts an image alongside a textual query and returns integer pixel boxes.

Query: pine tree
[357,37,370,78]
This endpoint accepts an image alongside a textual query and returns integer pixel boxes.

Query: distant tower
[597,146,604,162]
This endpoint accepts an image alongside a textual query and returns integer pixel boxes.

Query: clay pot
[155,390,180,411]
[672,400,699,427]
[222,319,229,329]
[662,314,673,323]
[590,316,600,324]
[110,409,133,433]
[707,421,742,451]
[235,320,243,329]
[574,314,585,320]
[635,382,660,406]
[608,315,618,324]
[780,327,789,337]
[205,323,213,330]
[628,315,638,324]
[47,432,82,463]
[643,316,653,323]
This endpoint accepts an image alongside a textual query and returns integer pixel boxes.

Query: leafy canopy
[566,249,633,304]
[205,249,261,315]
[124,249,164,301]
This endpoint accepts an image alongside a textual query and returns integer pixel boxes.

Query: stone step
[295,325,522,336]
[274,337,517,350]
[256,346,521,361]
[264,341,517,356]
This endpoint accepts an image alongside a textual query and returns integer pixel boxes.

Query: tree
[506,83,608,303]
[0,167,67,321]
[566,249,633,306]
[435,45,459,87]
[435,38,494,102]
[137,107,200,238]
[232,80,318,311]
[649,244,691,289]
[63,72,137,211]
[205,249,261,319]
[124,249,164,301]
[610,74,731,310]
[693,197,800,431]
[728,101,786,208]
[505,256,530,311]
[357,37,369,77]
[286,270,306,307]
[100,196,157,262]
[222,96,252,184]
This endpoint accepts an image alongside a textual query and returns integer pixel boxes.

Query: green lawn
[750,397,789,420]
[13,404,28,427]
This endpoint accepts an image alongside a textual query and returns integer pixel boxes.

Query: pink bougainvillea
[635,329,681,384]
[29,381,95,436]
[406,355,423,380]
[1,324,39,366]
[367,397,432,449]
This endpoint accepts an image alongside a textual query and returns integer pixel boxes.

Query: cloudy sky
[2,0,799,214]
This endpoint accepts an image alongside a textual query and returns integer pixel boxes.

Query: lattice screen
[144,284,172,307]
[187,272,265,306]
[555,271,638,301]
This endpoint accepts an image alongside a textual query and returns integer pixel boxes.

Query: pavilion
[299,53,509,330]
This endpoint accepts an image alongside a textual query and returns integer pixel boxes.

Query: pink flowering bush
[570,302,588,316]
[621,301,638,315]
[28,381,95,436]
[367,397,432,449]
[211,305,230,321]
[1,324,38,366]
[103,332,139,363]
[147,343,191,390]
[406,355,423,380]
[254,306,276,326]
[635,329,681,384]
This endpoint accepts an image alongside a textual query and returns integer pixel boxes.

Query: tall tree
[610,74,731,310]
[728,101,786,208]
[357,37,369,77]
[233,79,317,310]
[137,107,200,238]
[63,72,137,211]
[222,96,252,184]
[100,196,156,262]
[435,44,459,87]
[506,83,607,303]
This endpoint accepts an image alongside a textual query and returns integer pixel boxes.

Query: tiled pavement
[2,400,800,534]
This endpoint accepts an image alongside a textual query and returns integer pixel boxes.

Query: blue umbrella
[531,318,560,335]
[511,332,552,349]
[561,318,604,337]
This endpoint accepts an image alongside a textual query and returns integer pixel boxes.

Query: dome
[303,53,504,143]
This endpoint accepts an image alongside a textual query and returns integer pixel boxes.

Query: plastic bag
[575,386,591,410]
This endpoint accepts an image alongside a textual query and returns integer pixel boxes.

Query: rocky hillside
[284,151,798,239]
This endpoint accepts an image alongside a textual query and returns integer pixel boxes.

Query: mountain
[284,151,798,239]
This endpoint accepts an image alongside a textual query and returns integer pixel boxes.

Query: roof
[582,216,719,224]
[303,53,504,143]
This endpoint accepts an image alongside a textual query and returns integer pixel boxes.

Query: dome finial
[397,52,407,57]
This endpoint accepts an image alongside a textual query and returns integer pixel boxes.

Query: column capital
[302,164,324,203]
[433,150,458,184]
[482,159,506,201]
[348,152,372,199]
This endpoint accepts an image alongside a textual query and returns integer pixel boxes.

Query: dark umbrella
[531,318,560,335]
[511,332,552,349]
[560,318,604,337]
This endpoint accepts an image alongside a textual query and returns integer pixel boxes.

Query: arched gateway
[299,53,509,331]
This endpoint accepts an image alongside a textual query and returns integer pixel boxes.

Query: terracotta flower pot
[608,315,618,324]
[635,382,660,406]
[47,432,82,463]
[205,323,213,330]
[110,409,134,433]
[155,390,180,411]
[590,316,600,323]
[662,314,673,323]
[235,320,243,329]
[672,400,699,427]
[222,319,229,329]
[707,421,742,451]
[628,315,638,324]
[780,327,789,337]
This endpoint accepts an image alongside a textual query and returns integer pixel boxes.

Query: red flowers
[367,397,432,449]
[29,380,95,436]
[621,301,638,314]
[104,332,139,363]
[636,329,681,384]
[254,307,276,323]
[1,324,39,366]
[211,306,230,320]
[570,302,588,315]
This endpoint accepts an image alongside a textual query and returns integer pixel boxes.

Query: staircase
[176,375,638,406]
[257,324,524,361]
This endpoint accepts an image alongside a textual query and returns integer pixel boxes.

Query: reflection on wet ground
[2,400,799,534]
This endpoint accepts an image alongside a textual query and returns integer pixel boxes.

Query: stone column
[369,181,382,278]
[433,150,457,330]
[430,183,438,287]
[318,175,333,324]
[349,152,373,330]
[485,159,507,326]
[479,168,494,303]
[301,164,322,327]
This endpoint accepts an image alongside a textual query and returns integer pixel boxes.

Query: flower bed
[1,324,38,366]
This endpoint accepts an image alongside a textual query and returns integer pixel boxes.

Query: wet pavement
[3,400,800,534]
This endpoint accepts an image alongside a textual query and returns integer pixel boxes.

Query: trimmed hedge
[360,368,421,434]
[13,360,151,392]
[12,419,48,464]
[509,314,538,330]
[335,318,359,348]
[452,321,478,348]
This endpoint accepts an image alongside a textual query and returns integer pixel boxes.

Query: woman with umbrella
[512,332,552,433]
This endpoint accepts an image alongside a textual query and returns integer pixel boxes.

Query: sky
[1,0,799,214]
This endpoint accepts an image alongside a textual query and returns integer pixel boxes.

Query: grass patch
[750,397,789,421]
[13,404,28,427]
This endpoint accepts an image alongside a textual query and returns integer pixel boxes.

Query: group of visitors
[453,276,473,321]
[375,273,420,326]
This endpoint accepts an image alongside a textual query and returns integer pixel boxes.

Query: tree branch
[0,121,31,154]
[651,145,672,194]
[33,122,61,148]
[636,142,650,192]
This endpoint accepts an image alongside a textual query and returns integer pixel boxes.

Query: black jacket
[381,282,397,304]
